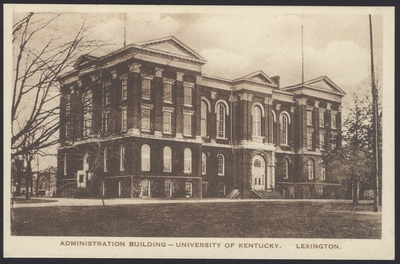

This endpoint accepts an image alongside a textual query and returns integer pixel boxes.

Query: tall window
[307,131,313,149]
[163,82,172,103]
[184,113,192,136]
[253,105,262,137]
[65,123,71,138]
[121,108,127,132]
[163,111,172,134]
[283,159,289,179]
[331,134,337,149]
[83,90,93,136]
[321,162,326,180]
[141,144,150,171]
[121,78,127,100]
[65,94,71,115]
[103,147,108,172]
[141,180,150,197]
[103,112,110,133]
[201,152,207,175]
[184,86,192,106]
[319,133,325,149]
[120,145,125,171]
[201,101,208,137]
[165,180,172,197]
[63,155,67,175]
[184,148,192,173]
[319,111,325,127]
[217,154,225,176]
[104,84,111,105]
[307,159,314,180]
[185,182,192,197]
[307,110,313,126]
[217,103,226,138]
[163,146,172,172]
[141,108,151,131]
[281,114,288,145]
[142,78,151,99]
[331,113,337,129]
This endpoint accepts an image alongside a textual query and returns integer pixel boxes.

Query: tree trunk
[25,155,32,200]
[352,173,358,206]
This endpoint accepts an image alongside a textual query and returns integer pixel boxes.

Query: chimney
[271,76,280,88]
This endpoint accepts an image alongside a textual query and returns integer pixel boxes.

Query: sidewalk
[12,196,375,208]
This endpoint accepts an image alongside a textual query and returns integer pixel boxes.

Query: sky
[10,6,387,168]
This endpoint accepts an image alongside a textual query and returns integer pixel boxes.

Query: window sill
[218,174,224,176]
[183,104,193,107]
[142,97,151,101]
[164,101,173,104]
[183,134,194,137]
[163,132,172,135]
[141,129,151,133]
[216,137,227,140]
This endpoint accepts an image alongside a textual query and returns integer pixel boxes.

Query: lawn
[11,201,381,238]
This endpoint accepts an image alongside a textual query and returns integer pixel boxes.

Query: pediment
[74,55,98,68]
[304,76,346,95]
[137,36,206,62]
[237,71,277,86]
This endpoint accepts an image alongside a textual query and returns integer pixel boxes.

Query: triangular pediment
[136,36,206,62]
[236,71,277,86]
[74,54,98,68]
[304,76,346,95]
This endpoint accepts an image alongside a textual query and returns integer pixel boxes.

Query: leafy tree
[325,86,382,204]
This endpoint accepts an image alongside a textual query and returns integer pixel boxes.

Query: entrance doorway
[252,155,265,190]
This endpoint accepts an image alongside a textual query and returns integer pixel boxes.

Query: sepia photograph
[4,4,394,259]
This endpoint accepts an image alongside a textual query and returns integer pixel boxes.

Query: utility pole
[301,25,304,84]
[123,13,126,47]
[369,14,380,212]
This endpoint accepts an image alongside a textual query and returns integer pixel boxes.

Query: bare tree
[11,12,108,159]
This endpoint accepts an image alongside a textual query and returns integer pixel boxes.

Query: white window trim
[217,154,225,176]
[119,145,125,171]
[163,80,174,104]
[141,145,151,172]
[280,112,290,146]
[121,107,127,132]
[283,159,289,179]
[201,152,207,175]
[121,78,128,100]
[184,148,192,173]
[319,108,326,128]
[183,84,194,107]
[141,104,153,132]
[162,111,172,135]
[141,76,153,100]
[216,102,228,139]
[163,147,172,172]
[183,110,194,137]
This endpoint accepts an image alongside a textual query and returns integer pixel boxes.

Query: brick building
[57,36,345,199]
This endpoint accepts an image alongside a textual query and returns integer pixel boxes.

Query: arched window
[120,145,125,171]
[216,103,226,138]
[201,101,208,137]
[184,148,192,173]
[201,152,207,175]
[83,90,93,136]
[253,105,262,137]
[281,114,288,145]
[217,154,225,176]
[163,146,172,172]
[321,161,326,180]
[282,159,289,179]
[103,147,108,172]
[141,144,150,171]
[307,159,314,180]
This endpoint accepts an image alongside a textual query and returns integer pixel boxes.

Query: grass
[11,201,381,238]
[12,197,57,204]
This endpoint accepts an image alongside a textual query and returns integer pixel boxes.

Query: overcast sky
[11,6,387,168]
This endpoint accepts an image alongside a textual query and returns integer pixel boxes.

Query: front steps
[227,189,240,199]
[250,190,285,199]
